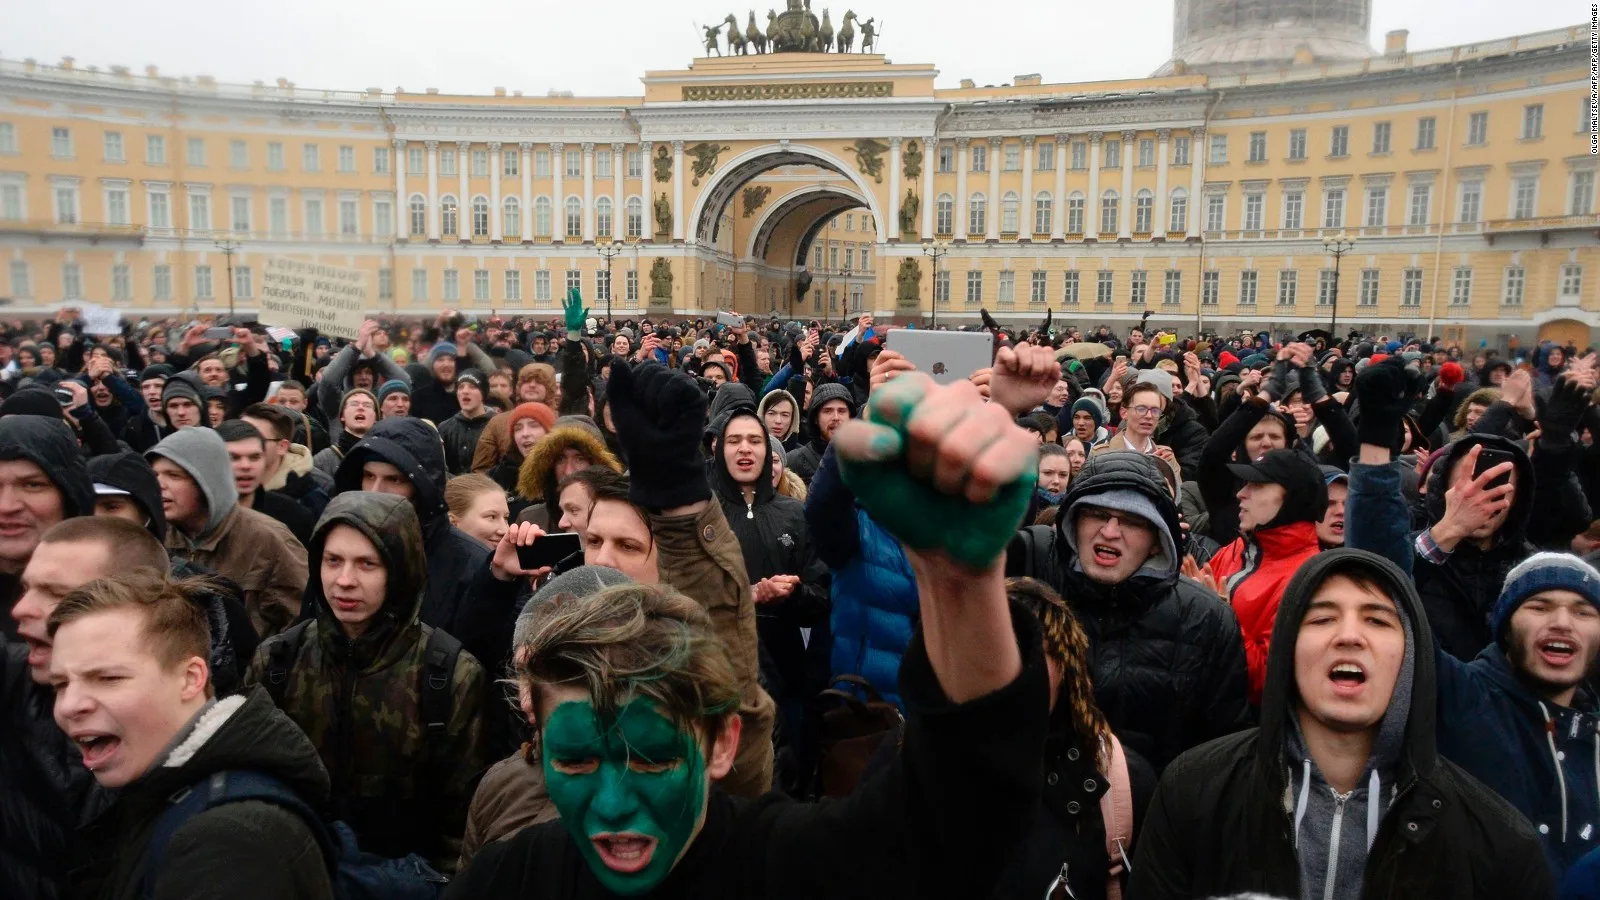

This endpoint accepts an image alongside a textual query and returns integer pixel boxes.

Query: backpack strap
[1099,734,1135,900]
[418,626,461,749]
[139,769,333,900]
[263,621,311,709]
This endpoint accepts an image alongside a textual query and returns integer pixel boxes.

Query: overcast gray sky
[4,0,1580,97]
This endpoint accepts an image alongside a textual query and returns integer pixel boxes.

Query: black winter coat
[1155,399,1211,483]
[438,410,492,476]
[1006,450,1252,774]
[410,376,461,426]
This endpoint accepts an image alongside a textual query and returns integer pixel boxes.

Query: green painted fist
[562,287,588,335]
[836,374,1037,570]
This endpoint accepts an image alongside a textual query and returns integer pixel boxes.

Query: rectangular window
[845,214,854,232]
[412,268,429,302]
[535,270,551,302]
[1451,267,1473,306]
[374,199,392,237]
[1163,270,1182,306]
[503,150,520,177]
[503,269,521,302]
[269,196,288,235]
[1173,136,1190,166]
[473,268,490,301]
[194,265,213,299]
[1066,196,1083,233]
[844,247,855,270]
[861,246,872,272]
[302,144,320,173]
[966,270,983,305]
[997,270,1015,306]
[230,140,248,169]
[234,265,253,300]
[625,270,638,306]
[62,263,82,301]
[1248,131,1266,162]
[442,268,460,302]
[267,142,285,171]
[187,137,205,167]
[628,150,643,178]
[1561,264,1584,300]
[1103,140,1120,169]
[1071,141,1087,170]
[1513,176,1538,218]
[337,145,355,174]
[934,270,951,306]
[471,150,487,177]
[1283,191,1304,230]
[1503,266,1526,306]
[598,269,615,304]
[1202,270,1219,306]
[1318,269,1336,307]
[1209,134,1227,164]
[1130,270,1147,306]
[1003,143,1020,171]
[566,268,582,297]
[0,122,17,154]
[565,150,581,178]
[378,268,394,301]
[1205,194,1225,232]
[1358,269,1379,306]
[1063,271,1079,305]
[1035,194,1053,234]
[52,127,73,159]
[1169,192,1187,232]
[1030,270,1047,305]
[1364,186,1387,227]
[1416,117,1436,150]
[1243,193,1263,231]
[1330,125,1349,158]
[374,146,390,175]
[187,192,210,231]
[1288,129,1307,161]
[1522,104,1543,139]
[1408,185,1431,226]
[305,197,324,236]
[534,151,550,178]
[104,131,125,162]
[339,199,358,235]
[1323,188,1345,228]
[111,264,131,301]
[1036,141,1054,171]
[153,264,171,301]
[598,150,613,178]
[1096,271,1114,305]
[971,143,988,173]
[1099,193,1117,234]
[440,149,456,177]
[1458,182,1482,224]
[937,144,954,173]
[146,134,166,165]
[107,187,129,225]
[1402,268,1423,306]
[1138,139,1154,167]
[1467,112,1489,146]
[1372,122,1391,154]
[1277,269,1297,306]
[1570,170,1595,216]
[408,146,425,173]
[149,191,170,229]
[0,183,20,221]
[1239,270,1258,306]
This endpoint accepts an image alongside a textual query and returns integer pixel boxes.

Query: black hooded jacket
[0,415,95,641]
[1005,451,1252,774]
[1129,549,1552,900]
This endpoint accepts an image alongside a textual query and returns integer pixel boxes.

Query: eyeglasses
[1128,404,1163,419]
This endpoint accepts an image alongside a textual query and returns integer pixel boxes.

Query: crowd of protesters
[0,294,1598,900]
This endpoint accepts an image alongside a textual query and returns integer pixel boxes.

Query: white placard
[259,257,367,340]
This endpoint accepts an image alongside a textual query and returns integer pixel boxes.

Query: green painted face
[542,698,708,896]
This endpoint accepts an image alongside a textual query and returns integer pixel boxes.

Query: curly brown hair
[1009,576,1113,773]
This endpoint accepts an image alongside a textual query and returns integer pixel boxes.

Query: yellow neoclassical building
[0,4,1595,346]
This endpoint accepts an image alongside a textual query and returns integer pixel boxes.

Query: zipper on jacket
[1322,788,1351,900]
[334,636,357,806]
[746,500,754,520]
[1044,862,1076,899]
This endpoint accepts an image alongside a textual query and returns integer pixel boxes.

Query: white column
[921,137,935,240]
[426,140,440,241]
[456,141,470,242]
[1187,127,1205,240]
[1086,134,1102,241]
[551,142,565,243]
[582,142,596,243]
[1154,129,1171,239]
[519,142,532,244]
[887,137,902,243]
[640,141,653,242]
[1051,134,1068,241]
[954,138,969,242]
[611,142,626,242]
[393,139,408,240]
[1020,136,1035,241]
[489,142,503,242]
[672,140,685,241]
[986,137,1001,241]
[1118,131,1135,241]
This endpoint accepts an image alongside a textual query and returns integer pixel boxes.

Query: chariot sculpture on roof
[704,5,880,54]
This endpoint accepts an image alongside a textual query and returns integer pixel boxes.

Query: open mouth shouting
[1538,637,1579,669]
[591,832,658,874]
[1091,543,1123,568]
[1328,661,1367,696]
[71,731,123,771]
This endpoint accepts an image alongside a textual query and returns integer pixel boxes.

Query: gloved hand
[835,373,1037,570]
[1537,378,1593,451]
[562,288,588,338]
[1298,365,1329,405]
[606,362,710,510]
[1353,357,1423,447]
[1260,357,1291,403]
[980,308,1002,335]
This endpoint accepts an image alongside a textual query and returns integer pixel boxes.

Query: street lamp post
[1322,230,1355,335]
[922,240,948,329]
[596,243,622,323]
[215,239,240,319]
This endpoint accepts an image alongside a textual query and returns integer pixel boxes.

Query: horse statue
[746,11,767,53]
[722,14,749,55]
[702,22,724,56]
[860,16,877,52]
[797,6,817,51]
[818,9,834,53]
[836,10,856,52]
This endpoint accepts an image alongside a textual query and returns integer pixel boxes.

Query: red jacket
[1208,520,1321,704]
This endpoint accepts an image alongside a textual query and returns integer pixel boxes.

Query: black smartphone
[203,327,233,340]
[516,532,584,571]
[1473,447,1518,491]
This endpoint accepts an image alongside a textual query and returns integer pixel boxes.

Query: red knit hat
[508,402,556,434]
[1218,350,1240,368]
[1438,361,1465,388]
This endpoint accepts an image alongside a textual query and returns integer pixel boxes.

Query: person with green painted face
[446,369,1053,899]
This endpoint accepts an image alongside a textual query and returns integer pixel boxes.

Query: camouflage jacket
[243,492,488,874]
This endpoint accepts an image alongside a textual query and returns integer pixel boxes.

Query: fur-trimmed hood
[515,424,623,502]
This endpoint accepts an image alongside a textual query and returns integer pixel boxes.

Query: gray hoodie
[147,427,239,540]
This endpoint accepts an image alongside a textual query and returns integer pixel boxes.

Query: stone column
[921,137,936,240]
[1086,134,1102,241]
[1187,127,1205,240]
[641,141,653,241]
[986,137,1001,241]
[456,141,470,242]
[1020,136,1035,241]
[954,138,969,242]
[611,143,626,241]
[551,142,565,243]
[519,143,532,244]
[489,142,503,242]
[887,137,902,244]
[582,142,596,243]
[426,140,440,241]
[672,140,685,242]
[1154,129,1171,239]
[1051,134,1068,241]
[1118,130,1135,241]
[393,139,407,241]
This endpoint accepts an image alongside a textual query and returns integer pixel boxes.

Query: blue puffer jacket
[804,445,919,710]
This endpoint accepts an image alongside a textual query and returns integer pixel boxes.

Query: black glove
[1299,365,1329,406]
[1261,357,1292,402]
[606,361,711,510]
[788,340,804,372]
[1538,378,1593,451]
[1353,357,1422,447]
[980,308,1002,334]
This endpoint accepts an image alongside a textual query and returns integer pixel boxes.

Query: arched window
[440,195,458,237]
[1099,189,1119,235]
[502,196,521,238]
[626,196,644,238]
[471,195,490,237]
[935,193,954,235]
[596,197,613,237]
[409,193,427,236]
[1169,187,1189,233]
[1134,189,1154,234]
[534,196,552,237]
[1001,191,1020,234]
[968,192,986,237]
[564,196,582,239]
[1033,191,1053,234]
[1066,192,1085,234]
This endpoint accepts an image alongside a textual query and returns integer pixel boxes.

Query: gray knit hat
[808,382,854,416]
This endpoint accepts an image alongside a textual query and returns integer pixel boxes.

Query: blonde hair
[48,573,215,696]
[1009,577,1111,771]
[445,473,503,519]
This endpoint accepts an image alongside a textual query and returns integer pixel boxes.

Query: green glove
[838,379,1036,570]
[562,287,588,336]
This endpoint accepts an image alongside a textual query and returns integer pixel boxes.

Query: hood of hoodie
[515,424,623,503]
[1424,434,1534,548]
[146,428,238,540]
[305,492,427,668]
[0,414,94,518]
[1053,450,1184,602]
[758,390,800,441]
[709,407,776,509]
[86,450,168,542]
[334,417,449,530]
[708,382,757,422]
